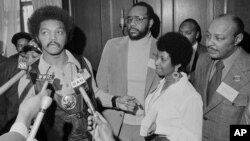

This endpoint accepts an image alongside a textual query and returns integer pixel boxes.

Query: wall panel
[227,0,250,33]
[71,0,102,70]
[174,0,209,44]
[69,0,250,71]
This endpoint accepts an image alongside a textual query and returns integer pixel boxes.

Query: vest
[28,55,97,141]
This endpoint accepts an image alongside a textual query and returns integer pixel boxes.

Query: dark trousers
[145,134,169,141]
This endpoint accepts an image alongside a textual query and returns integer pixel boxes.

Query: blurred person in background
[178,18,207,77]
[9,32,32,59]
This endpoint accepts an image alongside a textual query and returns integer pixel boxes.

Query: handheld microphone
[26,73,54,141]
[0,60,29,95]
[71,76,96,116]
[26,95,52,141]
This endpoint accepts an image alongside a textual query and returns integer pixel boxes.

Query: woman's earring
[172,71,180,80]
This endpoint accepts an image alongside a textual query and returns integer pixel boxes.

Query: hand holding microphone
[26,73,54,141]
[11,89,49,141]
[87,111,115,141]
[26,95,52,141]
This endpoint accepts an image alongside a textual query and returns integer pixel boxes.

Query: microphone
[0,60,29,95]
[26,73,54,141]
[120,8,125,31]
[26,95,52,141]
[71,76,96,116]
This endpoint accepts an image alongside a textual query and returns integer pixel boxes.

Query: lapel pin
[233,75,241,82]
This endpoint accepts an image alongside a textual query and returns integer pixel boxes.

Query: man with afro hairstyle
[16,6,97,141]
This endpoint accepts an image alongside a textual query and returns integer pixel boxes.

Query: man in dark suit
[193,14,250,141]
[179,18,207,76]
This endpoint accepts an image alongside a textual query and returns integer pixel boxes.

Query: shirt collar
[65,50,81,68]
[192,42,198,51]
[38,49,81,73]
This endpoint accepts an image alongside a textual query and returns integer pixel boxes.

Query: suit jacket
[187,43,207,76]
[0,132,25,141]
[96,36,161,136]
[0,55,8,64]
[193,48,250,141]
[9,53,19,60]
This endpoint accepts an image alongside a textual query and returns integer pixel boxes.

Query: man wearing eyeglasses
[95,2,161,141]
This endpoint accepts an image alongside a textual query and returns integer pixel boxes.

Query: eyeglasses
[126,16,148,24]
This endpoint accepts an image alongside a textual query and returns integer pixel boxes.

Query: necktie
[207,61,224,105]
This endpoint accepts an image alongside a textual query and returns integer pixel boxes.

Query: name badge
[147,59,155,69]
[217,82,239,102]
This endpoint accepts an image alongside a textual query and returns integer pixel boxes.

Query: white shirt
[189,42,198,73]
[141,73,203,141]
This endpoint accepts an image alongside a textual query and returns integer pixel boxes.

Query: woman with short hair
[141,32,203,141]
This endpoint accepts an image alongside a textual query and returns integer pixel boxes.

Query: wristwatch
[111,96,120,109]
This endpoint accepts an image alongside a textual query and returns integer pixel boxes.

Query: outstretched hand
[116,96,141,113]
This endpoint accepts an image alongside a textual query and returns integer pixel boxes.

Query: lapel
[190,51,199,73]
[118,37,129,95]
[203,55,226,113]
[204,49,250,114]
[200,54,213,109]
[197,43,207,54]
[144,38,159,98]
[188,43,206,73]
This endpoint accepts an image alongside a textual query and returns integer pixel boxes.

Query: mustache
[128,27,139,32]
[207,45,217,50]
[47,41,60,47]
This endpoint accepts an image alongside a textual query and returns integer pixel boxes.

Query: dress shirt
[209,47,241,81]
[142,73,203,141]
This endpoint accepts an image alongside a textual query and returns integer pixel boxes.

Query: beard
[127,26,149,40]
